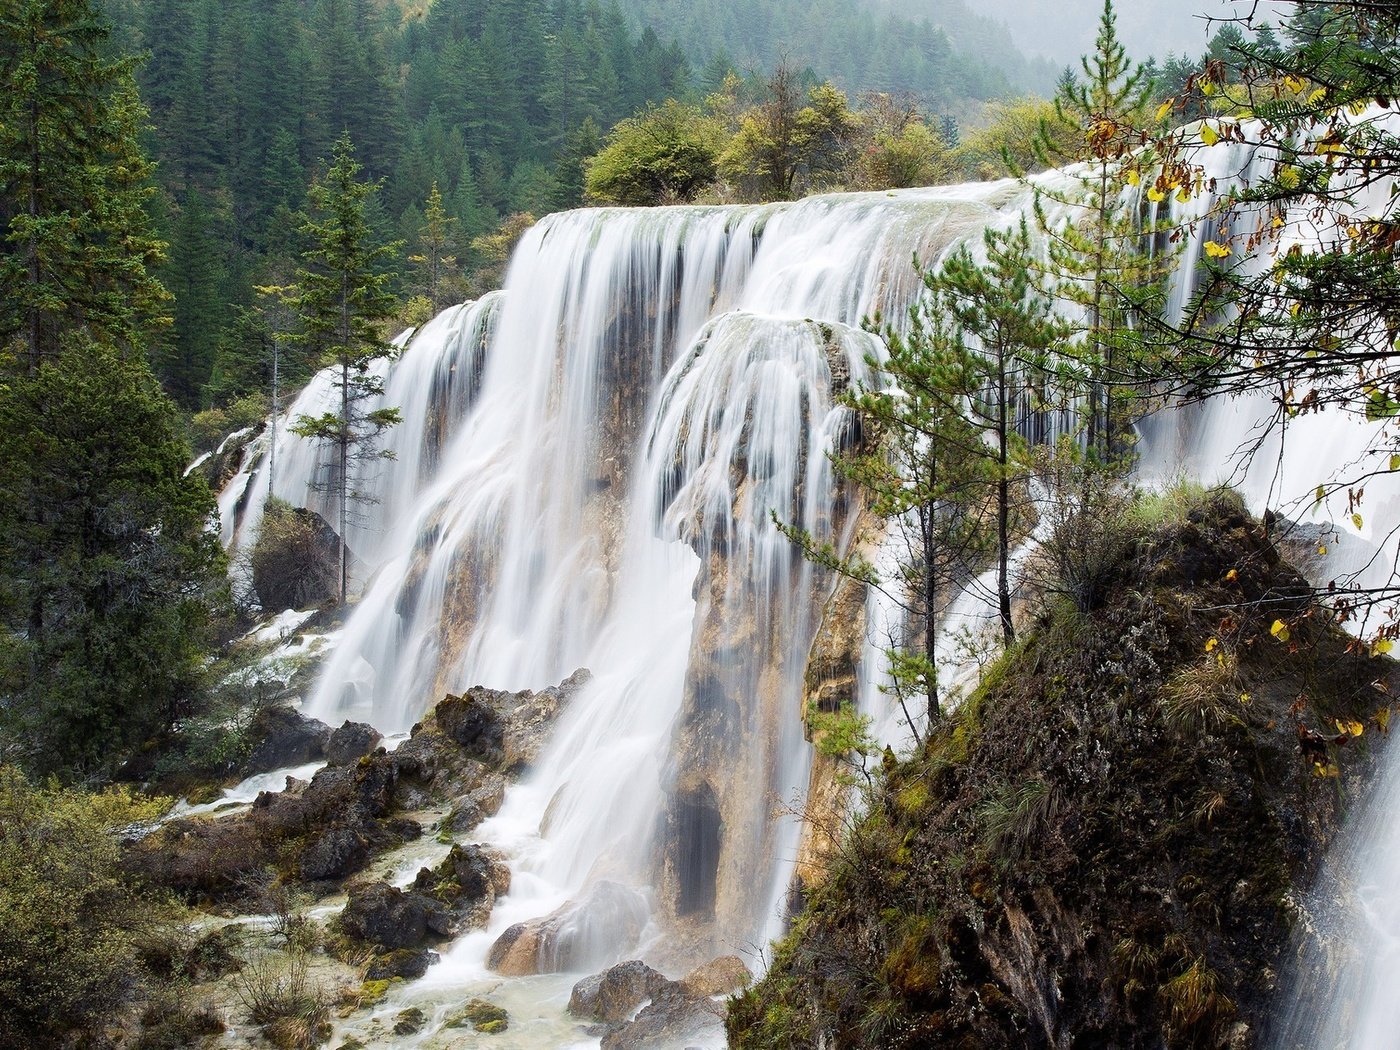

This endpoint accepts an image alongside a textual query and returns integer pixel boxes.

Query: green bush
[0,767,173,1049]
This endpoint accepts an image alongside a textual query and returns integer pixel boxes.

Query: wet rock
[325,721,383,766]
[487,880,648,976]
[446,775,507,832]
[338,883,446,951]
[364,948,437,981]
[445,998,509,1034]
[392,1007,425,1035]
[569,960,672,1023]
[501,668,592,771]
[410,842,510,935]
[679,955,751,997]
[299,826,368,882]
[244,706,332,773]
[599,984,725,1049]
[433,690,505,763]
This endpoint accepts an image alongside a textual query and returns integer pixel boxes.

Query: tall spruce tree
[0,0,225,775]
[290,134,402,604]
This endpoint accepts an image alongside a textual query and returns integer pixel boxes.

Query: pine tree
[1034,0,1165,463]
[409,182,458,311]
[0,0,225,775]
[926,220,1070,643]
[289,134,402,604]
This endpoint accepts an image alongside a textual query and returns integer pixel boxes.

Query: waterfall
[215,126,1400,1039]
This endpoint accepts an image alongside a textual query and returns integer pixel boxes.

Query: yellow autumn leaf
[1271,619,1291,643]
[1146,186,1166,203]
[1378,707,1392,733]
[1202,82,1216,96]
[1204,240,1232,258]
[1205,637,1219,652]
[1125,168,1140,186]
[1155,99,1173,122]
[1284,74,1307,92]
[1336,719,1364,737]
[1308,86,1328,104]
[1200,123,1219,146]
[1318,544,1328,555]
[1225,568,1239,582]
[1373,638,1394,656]
[1175,186,1192,203]
[1278,165,1300,189]
[1389,453,1400,471]
[1352,512,1364,529]
[1239,692,1252,705]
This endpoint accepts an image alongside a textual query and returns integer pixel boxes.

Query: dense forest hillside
[613,0,1056,100]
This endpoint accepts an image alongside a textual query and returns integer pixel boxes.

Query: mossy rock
[446,997,510,1033]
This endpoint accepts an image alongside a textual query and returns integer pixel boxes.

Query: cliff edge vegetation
[730,486,1393,1049]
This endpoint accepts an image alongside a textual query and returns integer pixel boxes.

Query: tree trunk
[997,353,1014,644]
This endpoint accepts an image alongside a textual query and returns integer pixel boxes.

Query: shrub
[247,497,339,613]
[234,946,331,1050]
[0,767,172,1049]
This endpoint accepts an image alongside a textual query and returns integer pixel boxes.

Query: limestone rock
[679,955,751,997]
[244,706,331,773]
[298,825,368,882]
[364,948,436,981]
[568,960,672,1024]
[487,880,647,976]
[325,721,383,766]
[338,883,445,951]
[599,984,725,1050]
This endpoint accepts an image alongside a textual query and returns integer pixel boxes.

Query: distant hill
[613,0,1058,101]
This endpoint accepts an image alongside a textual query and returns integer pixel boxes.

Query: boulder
[325,721,383,766]
[599,984,725,1050]
[364,948,437,981]
[338,883,446,951]
[445,998,509,1034]
[487,880,647,976]
[244,706,331,773]
[569,960,672,1024]
[250,505,342,613]
[409,843,510,935]
[298,826,368,882]
[446,775,507,833]
[679,955,751,998]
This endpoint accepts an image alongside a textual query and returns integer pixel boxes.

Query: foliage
[0,766,172,1049]
[585,99,724,205]
[953,96,1077,179]
[846,93,958,190]
[1033,0,1175,463]
[0,342,228,776]
[0,0,170,367]
[289,135,402,604]
[718,68,858,201]
[1144,0,1400,632]
[234,944,332,1050]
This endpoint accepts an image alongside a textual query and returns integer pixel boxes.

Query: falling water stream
[216,133,1400,1046]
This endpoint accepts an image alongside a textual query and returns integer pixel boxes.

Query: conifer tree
[1034,0,1166,463]
[290,134,402,604]
[0,0,225,775]
[409,182,458,312]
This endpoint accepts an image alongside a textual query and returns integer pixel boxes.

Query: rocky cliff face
[728,489,1395,1049]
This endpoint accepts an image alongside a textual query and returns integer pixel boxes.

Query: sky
[963,0,1294,67]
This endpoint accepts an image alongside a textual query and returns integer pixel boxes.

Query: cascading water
[214,125,1400,1045]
